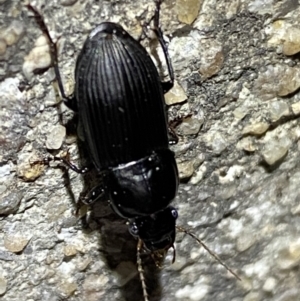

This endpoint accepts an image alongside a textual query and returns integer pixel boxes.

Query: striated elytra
[76,22,169,170]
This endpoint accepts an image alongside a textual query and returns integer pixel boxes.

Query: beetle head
[128,206,178,252]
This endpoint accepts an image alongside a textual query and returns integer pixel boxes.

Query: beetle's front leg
[81,183,107,205]
[75,183,107,216]
[32,154,92,174]
[51,155,92,174]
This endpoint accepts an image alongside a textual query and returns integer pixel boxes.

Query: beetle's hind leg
[137,1,174,94]
[152,0,174,94]
[27,4,77,111]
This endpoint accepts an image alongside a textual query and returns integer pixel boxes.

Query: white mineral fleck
[46,125,66,150]
[165,80,187,105]
[0,276,7,295]
[262,142,288,166]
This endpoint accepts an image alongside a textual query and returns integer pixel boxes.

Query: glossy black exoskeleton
[28,1,179,253]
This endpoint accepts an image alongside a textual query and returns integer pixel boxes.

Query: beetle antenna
[27,4,69,101]
[137,240,149,301]
[176,225,241,281]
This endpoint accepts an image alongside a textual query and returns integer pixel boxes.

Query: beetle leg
[52,156,91,174]
[27,4,78,112]
[81,184,106,205]
[138,1,174,93]
[168,113,193,145]
[35,155,92,174]
[168,127,178,145]
[152,0,174,94]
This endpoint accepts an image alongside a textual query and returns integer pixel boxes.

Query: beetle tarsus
[168,127,179,145]
[168,114,193,145]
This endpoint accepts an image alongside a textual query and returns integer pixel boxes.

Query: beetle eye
[129,223,139,236]
[171,208,178,219]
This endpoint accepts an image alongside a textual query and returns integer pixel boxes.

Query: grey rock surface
[1,0,300,301]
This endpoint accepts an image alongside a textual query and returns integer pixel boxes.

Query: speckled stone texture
[1,0,300,301]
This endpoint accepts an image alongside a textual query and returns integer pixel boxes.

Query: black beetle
[75,19,180,252]
[28,1,179,253]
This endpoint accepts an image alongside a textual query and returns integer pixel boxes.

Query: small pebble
[283,26,300,55]
[57,279,77,297]
[61,0,78,6]
[211,132,227,154]
[253,64,300,100]
[193,153,205,169]
[172,142,192,155]
[199,45,224,79]
[242,122,269,136]
[165,80,187,105]
[63,245,77,257]
[23,36,51,80]
[78,257,92,271]
[46,125,66,150]
[82,274,109,292]
[291,101,300,115]
[237,232,257,252]
[177,160,194,180]
[17,160,45,182]
[0,20,24,47]
[0,276,7,295]
[190,163,207,185]
[178,117,203,135]
[262,143,288,166]
[4,234,31,253]
[269,100,290,122]
[277,239,300,270]
[176,0,203,24]
[277,68,300,96]
[0,192,23,215]
[237,137,257,152]
[262,277,277,293]
[268,20,300,55]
